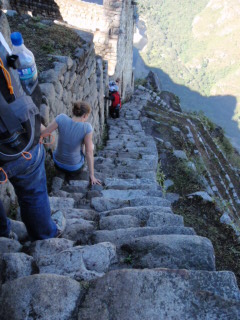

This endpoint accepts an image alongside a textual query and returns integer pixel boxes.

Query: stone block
[0,274,82,320]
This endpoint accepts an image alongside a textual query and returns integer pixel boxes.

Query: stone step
[104,146,158,156]
[91,196,171,212]
[0,252,35,285]
[36,242,117,281]
[98,169,156,179]
[61,180,92,193]
[27,238,75,260]
[0,238,22,254]
[98,151,156,161]
[99,211,183,230]
[50,190,90,207]
[63,218,96,243]
[104,178,158,190]
[0,274,82,320]
[95,156,158,170]
[108,133,148,140]
[61,208,99,221]
[120,235,215,271]
[49,196,75,211]
[78,269,240,319]
[92,226,196,246]
[100,189,163,200]
[94,163,156,173]
[100,205,174,218]
[106,141,156,150]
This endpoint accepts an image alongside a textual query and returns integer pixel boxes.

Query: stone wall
[9,0,135,100]
[39,29,109,147]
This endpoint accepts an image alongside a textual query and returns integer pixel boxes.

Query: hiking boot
[51,210,66,237]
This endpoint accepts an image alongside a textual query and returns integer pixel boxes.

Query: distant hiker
[0,33,60,241]
[41,101,101,185]
[105,82,121,119]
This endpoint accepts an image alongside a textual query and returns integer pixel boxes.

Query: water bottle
[10,32,38,95]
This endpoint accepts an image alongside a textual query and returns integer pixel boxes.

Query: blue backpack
[0,38,41,165]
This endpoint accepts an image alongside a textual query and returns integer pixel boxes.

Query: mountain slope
[137,0,240,146]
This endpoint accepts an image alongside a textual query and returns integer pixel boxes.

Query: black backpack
[0,38,41,164]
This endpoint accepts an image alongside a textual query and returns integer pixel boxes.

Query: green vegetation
[156,161,166,197]
[135,78,148,87]
[137,0,240,124]
[8,15,83,73]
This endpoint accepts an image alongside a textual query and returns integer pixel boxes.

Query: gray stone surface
[121,235,215,271]
[0,238,22,253]
[51,177,64,193]
[0,274,82,320]
[93,226,196,246]
[188,191,213,203]
[100,206,173,220]
[104,178,158,190]
[100,215,140,230]
[37,242,116,281]
[63,218,96,243]
[27,238,74,260]
[78,269,240,320]
[62,208,98,221]
[100,189,162,200]
[91,197,171,212]
[0,253,34,284]
[49,196,75,210]
[10,220,28,241]
[173,150,188,160]
[147,212,183,227]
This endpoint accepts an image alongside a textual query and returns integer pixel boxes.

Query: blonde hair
[72,101,91,117]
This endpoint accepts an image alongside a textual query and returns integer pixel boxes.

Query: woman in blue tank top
[41,101,101,185]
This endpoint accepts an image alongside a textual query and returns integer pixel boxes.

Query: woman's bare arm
[84,132,101,185]
[41,120,58,137]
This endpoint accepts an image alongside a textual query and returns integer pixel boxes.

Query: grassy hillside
[137,0,240,130]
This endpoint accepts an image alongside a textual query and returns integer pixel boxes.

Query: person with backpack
[41,101,101,185]
[105,82,121,119]
[0,33,61,240]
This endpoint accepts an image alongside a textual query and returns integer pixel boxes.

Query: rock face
[146,71,162,92]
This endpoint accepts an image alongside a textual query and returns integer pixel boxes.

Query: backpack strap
[0,92,23,135]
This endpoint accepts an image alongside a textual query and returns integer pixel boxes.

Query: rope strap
[0,58,14,95]
[0,168,8,184]
[21,151,32,160]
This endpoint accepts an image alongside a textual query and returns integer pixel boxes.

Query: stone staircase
[0,92,240,319]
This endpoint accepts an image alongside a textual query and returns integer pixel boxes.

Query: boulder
[78,269,240,320]
[0,253,35,284]
[27,238,74,260]
[121,235,215,271]
[146,71,162,92]
[37,242,116,281]
[0,238,22,254]
[0,274,82,320]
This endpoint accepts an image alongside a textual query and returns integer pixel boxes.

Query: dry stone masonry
[38,29,108,146]
[1,91,240,319]
[9,0,135,99]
